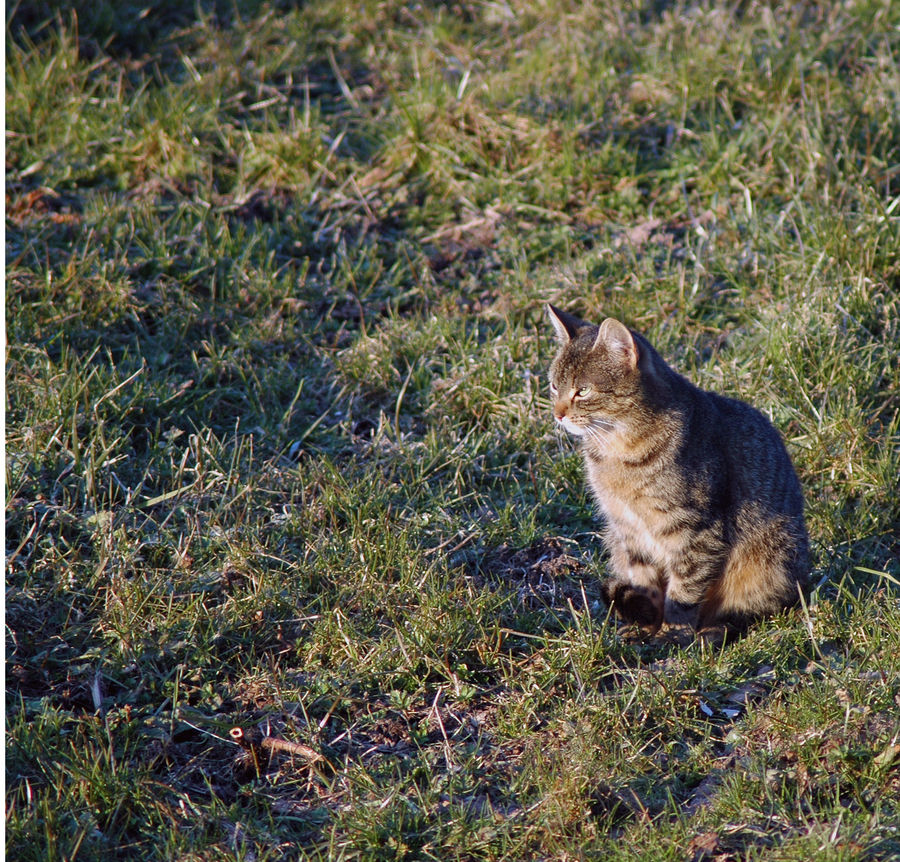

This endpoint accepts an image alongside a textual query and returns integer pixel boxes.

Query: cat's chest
[599,492,672,556]
[585,460,684,561]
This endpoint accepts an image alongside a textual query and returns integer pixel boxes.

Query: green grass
[6,1,900,859]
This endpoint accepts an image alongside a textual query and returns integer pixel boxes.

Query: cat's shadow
[615,621,732,650]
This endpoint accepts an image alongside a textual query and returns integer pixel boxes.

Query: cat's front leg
[601,543,666,633]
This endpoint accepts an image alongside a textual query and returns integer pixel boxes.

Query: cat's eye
[549,383,558,396]
[574,386,592,398]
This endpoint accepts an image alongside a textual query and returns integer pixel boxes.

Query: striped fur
[547,304,809,633]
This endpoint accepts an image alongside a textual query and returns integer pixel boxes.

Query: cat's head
[546,304,650,439]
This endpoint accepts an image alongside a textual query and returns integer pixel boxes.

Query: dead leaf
[688,830,721,861]
[874,743,900,772]
[621,218,662,248]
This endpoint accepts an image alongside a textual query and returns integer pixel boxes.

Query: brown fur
[546,304,809,633]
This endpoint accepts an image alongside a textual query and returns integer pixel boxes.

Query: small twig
[259,736,322,761]
[230,727,322,762]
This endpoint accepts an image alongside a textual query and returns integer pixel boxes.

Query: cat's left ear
[546,304,587,344]
[594,318,639,369]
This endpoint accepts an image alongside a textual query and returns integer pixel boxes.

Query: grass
[5,1,900,859]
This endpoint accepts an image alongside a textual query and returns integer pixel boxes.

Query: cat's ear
[595,318,639,369]
[546,304,587,344]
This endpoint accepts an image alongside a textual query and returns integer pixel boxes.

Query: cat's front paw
[601,579,664,633]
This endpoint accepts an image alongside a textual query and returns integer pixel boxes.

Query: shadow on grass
[10,1,299,60]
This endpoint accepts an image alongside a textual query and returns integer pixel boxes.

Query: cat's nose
[553,405,566,421]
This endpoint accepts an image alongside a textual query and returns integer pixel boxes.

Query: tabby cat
[546,304,809,633]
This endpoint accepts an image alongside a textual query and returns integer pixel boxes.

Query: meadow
[6,1,900,859]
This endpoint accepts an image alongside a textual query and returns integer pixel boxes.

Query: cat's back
[589,362,806,533]
[694,386,805,518]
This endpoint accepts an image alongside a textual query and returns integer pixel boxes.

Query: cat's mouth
[556,416,585,436]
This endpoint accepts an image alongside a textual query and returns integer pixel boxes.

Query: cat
[546,304,809,634]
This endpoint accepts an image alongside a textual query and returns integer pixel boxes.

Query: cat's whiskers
[584,418,615,442]
[588,417,615,433]
[583,422,616,452]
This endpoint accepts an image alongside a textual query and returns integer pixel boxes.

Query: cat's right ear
[594,318,639,369]
[546,304,587,345]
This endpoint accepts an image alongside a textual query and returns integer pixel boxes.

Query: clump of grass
[6,2,900,860]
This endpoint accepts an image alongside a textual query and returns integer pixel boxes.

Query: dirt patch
[478,536,597,610]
